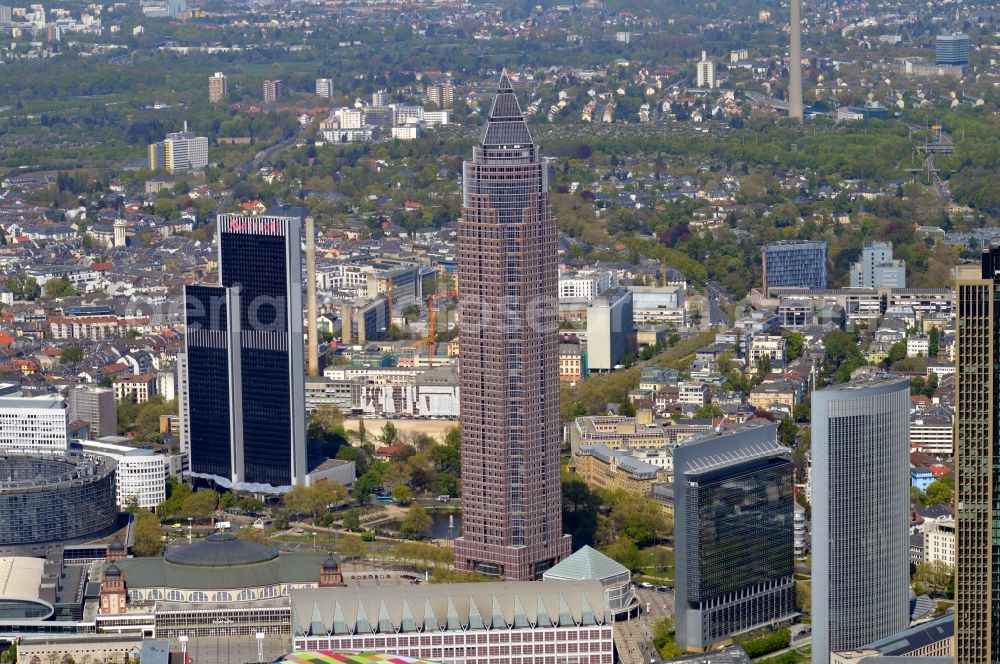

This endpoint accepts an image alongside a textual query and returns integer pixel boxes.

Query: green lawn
[635,545,674,584]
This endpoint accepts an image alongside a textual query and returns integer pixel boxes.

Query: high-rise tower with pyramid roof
[453,72,572,580]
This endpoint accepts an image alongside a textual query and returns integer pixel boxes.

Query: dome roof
[105,563,121,577]
[322,555,340,570]
[164,532,278,568]
[109,537,125,551]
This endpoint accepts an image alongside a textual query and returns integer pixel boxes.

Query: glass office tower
[184,207,307,491]
[673,422,796,652]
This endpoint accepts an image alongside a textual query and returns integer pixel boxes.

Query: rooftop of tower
[480,70,534,149]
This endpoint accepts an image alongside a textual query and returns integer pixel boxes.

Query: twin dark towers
[182,73,571,578]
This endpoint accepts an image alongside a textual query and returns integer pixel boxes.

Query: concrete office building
[673,422,797,652]
[263,79,283,104]
[954,248,1000,663]
[936,33,970,66]
[67,386,117,439]
[183,207,307,492]
[76,438,167,510]
[850,242,906,289]
[208,72,228,103]
[587,288,634,373]
[148,125,208,173]
[315,78,333,98]
[811,376,910,664]
[0,394,69,452]
[762,241,827,295]
[629,285,686,325]
[697,51,716,89]
[453,72,571,580]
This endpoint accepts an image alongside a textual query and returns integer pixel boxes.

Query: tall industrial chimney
[305,216,320,377]
[788,0,804,121]
[342,304,353,345]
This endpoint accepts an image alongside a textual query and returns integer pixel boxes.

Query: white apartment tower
[697,51,716,89]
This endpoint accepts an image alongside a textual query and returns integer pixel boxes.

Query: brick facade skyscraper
[453,72,571,580]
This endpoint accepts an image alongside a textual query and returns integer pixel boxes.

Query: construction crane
[424,290,458,359]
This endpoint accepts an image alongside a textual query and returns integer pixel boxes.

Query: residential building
[907,335,930,357]
[573,443,665,497]
[559,270,616,301]
[183,207,307,492]
[453,73,571,580]
[936,32,970,66]
[954,250,1000,662]
[66,386,117,438]
[48,314,152,340]
[794,504,808,558]
[148,125,208,173]
[762,241,827,295]
[673,422,796,652]
[0,394,69,452]
[425,81,455,108]
[371,89,389,106]
[77,437,167,509]
[208,72,228,103]
[697,51,716,89]
[811,376,910,664]
[559,339,586,383]
[587,288,634,372]
[924,518,955,567]
[910,411,953,456]
[749,377,803,414]
[748,334,786,373]
[289,582,614,662]
[263,79,282,103]
[677,381,707,406]
[113,374,157,404]
[315,78,333,98]
[850,242,906,289]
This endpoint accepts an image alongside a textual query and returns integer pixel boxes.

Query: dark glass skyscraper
[453,72,571,580]
[673,423,796,652]
[183,207,307,491]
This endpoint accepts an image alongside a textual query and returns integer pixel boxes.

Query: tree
[132,510,164,557]
[339,533,366,560]
[783,331,805,360]
[5,274,40,300]
[42,276,77,299]
[652,616,682,659]
[182,489,218,521]
[928,326,940,358]
[284,482,349,519]
[602,537,642,572]
[392,485,413,505]
[343,509,361,531]
[60,345,84,364]
[913,560,952,597]
[379,421,400,447]
[399,503,432,540]
[219,492,238,510]
[924,475,955,506]
[694,403,723,419]
[778,417,798,447]
[887,340,907,364]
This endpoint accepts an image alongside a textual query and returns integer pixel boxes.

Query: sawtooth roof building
[290,581,614,663]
